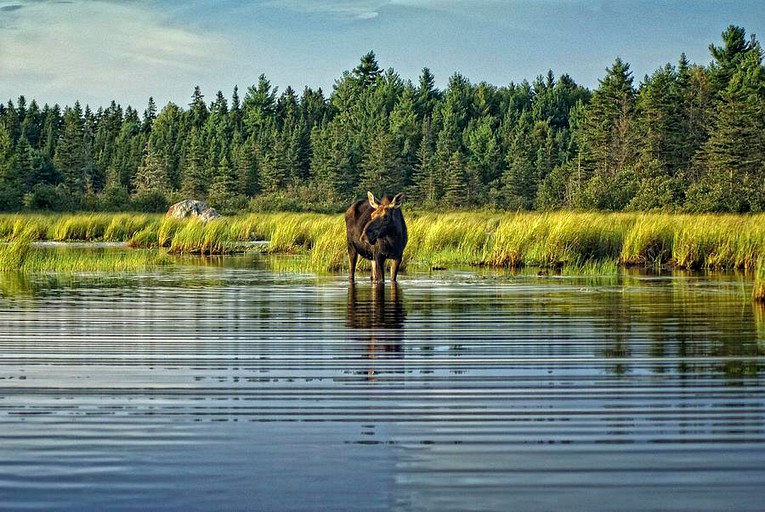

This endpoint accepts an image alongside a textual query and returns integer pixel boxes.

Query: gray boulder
[166,200,221,221]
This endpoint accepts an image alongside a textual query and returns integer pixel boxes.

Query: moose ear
[367,191,379,208]
[391,193,405,208]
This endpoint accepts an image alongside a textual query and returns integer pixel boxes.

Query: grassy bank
[2,211,765,275]
[0,213,159,243]
[0,228,170,272]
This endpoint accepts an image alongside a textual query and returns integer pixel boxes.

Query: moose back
[345,192,407,283]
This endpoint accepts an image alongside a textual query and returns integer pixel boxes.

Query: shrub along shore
[2,211,765,292]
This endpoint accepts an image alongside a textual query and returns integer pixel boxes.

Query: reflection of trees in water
[586,276,765,379]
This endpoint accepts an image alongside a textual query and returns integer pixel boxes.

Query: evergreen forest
[1,26,764,214]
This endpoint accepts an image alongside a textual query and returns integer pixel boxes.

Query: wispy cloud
[0,0,229,106]
[265,0,389,20]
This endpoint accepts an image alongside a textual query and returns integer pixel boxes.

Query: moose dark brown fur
[345,192,407,283]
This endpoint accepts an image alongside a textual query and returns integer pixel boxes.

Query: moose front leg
[372,255,386,284]
[390,257,401,283]
[348,246,358,282]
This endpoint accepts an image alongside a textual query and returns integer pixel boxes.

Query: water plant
[754,257,765,302]
[0,225,169,272]
[0,227,34,271]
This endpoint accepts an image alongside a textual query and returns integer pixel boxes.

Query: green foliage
[1,27,764,214]
[130,189,169,213]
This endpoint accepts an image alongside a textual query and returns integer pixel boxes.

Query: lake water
[1,256,764,511]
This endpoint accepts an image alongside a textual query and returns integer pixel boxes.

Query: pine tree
[415,67,441,118]
[107,108,145,193]
[635,64,685,173]
[465,115,499,206]
[676,54,712,178]
[208,152,239,209]
[573,58,638,209]
[0,123,23,210]
[300,87,330,130]
[693,50,765,212]
[148,103,184,191]
[309,122,354,201]
[243,74,277,136]
[410,116,440,204]
[708,25,760,95]
[388,87,420,189]
[188,86,208,129]
[133,141,169,195]
[14,136,36,194]
[93,101,124,183]
[353,51,382,89]
[359,120,402,194]
[259,131,289,194]
[54,103,87,195]
[443,151,467,207]
[502,112,537,209]
[232,136,259,197]
[230,86,243,134]
[180,127,209,198]
[143,97,157,133]
[20,99,43,149]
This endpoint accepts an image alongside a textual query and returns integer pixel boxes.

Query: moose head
[361,191,405,244]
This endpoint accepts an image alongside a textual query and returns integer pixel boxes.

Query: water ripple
[0,268,763,511]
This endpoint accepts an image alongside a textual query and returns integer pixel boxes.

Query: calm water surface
[1,256,764,511]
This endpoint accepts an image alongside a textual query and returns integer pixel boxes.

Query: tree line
[1,25,763,214]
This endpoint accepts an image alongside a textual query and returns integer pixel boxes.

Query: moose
[345,191,407,284]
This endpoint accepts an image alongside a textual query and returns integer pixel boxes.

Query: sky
[1,0,764,110]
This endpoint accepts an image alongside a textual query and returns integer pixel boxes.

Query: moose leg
[373,255,386,284]
[348,246,358,282]
[390,258,401,283]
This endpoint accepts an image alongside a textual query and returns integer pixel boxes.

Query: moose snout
[361,231,375,244]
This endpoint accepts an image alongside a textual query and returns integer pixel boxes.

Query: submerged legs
[390,258,401,283]
[348,246,358,282]
[371,256,386,284]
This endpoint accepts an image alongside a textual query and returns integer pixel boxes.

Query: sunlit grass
[0,213,160,243]
[754,257,765,302]
[3,211,765,278]
[0,227,169,272]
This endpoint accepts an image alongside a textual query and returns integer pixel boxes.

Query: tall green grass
[0,213,160,243]
[3,211,765,276]
[0,227,34,271]
[0,227,169,272]
[754,257,765,302]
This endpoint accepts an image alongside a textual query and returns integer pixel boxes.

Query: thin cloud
[0,0,229,106]
[266,0,389,19]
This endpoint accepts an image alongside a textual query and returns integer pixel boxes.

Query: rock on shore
[166,200,221,221]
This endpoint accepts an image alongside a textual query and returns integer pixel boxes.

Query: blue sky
[1,0,763,110]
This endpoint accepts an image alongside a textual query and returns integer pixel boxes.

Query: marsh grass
[21,248,171,273]
[0,228,34,271]
[0,226,169,272]
[754,257,765,302]
[3,211,765,277]
[621,214,676,267]
[408,213,497,267]
[0,213,159,243]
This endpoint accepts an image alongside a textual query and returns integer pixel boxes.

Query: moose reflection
[346,283,406,331]
[346,284,406,379]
